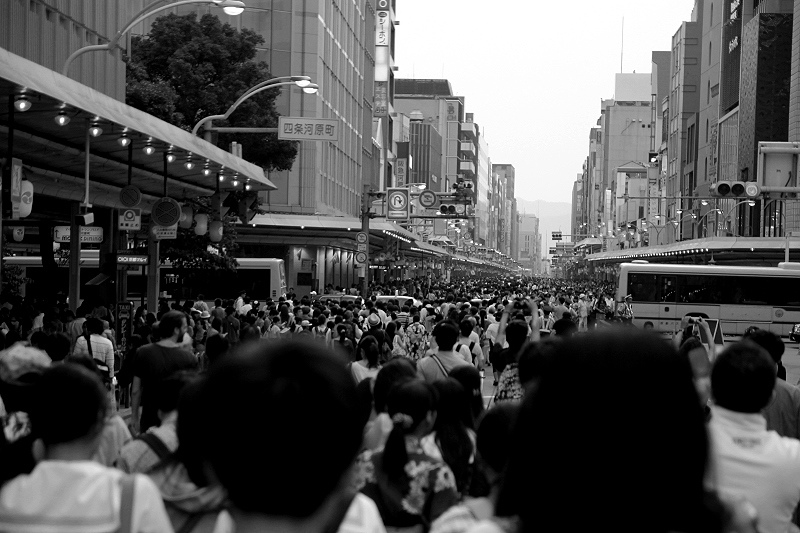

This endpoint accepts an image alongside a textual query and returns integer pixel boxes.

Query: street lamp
[720,199,757,236]
[671,213,697,241]
[696,209,723,238]
[192,76,319,138]
[62,0,246,76]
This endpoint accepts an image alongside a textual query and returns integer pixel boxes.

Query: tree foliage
[126,12,298,172]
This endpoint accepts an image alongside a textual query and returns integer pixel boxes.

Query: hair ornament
[391,412,414,430]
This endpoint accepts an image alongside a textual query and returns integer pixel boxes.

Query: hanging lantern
[209,220,223,242]
[194,213,208,235]
[179,205,194,229]
[12,227,24,242]
[18,180,33,218]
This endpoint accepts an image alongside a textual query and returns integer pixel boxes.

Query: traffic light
[710,181,761,198]
[439,204,465,216]
[551,231,563,241]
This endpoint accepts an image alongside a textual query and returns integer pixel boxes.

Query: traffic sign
[150,223,178,240]
[118,208,141,231]
[356,231,368,244]
[53,226,104,243]
[418,190,438,209]
[387,188,410,220]
[355,251,367,264]
[357,243,367,252]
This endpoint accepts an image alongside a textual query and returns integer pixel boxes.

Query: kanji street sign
[278,117,340,141]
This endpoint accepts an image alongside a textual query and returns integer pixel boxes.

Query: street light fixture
[191,76,318,137]
[62,0,246,76]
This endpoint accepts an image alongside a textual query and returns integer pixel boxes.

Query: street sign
[387,188,410,220]
[355,251,367,264]
[53,226,104,243]
[356,231,368,244]
[278,117,340,141]
[357,243,367,252]
[118,208,141,231]
[116,254,149,265]
[418,190,438,209]
[150,223,178,240]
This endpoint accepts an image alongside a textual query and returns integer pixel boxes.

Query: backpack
[313,325,329,341]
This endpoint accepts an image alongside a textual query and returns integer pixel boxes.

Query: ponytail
[382,381,437,485]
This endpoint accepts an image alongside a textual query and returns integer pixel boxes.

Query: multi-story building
[407,112,443,189]
[130,0,380,218]
[519,213,541,274]
[1,1,128,99]
[791,0,800,142]
[492,164,516,256]
[698,0,722,193]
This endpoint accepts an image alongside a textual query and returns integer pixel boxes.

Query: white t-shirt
[0,460,172,533]
[709,405,800,533]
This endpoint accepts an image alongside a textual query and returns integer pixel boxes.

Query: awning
[575,237,603,249]
[586,236,798,263]
[0,47,277,202]
[411,240,447,256]
[428,235,454,245]
[249,213,361,230]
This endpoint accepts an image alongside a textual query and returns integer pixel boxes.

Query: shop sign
[53,226,104,243]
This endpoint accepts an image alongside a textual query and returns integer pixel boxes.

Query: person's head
[448,365,483,425]
[357,335,380,369]
[157,311,187,341]
[433,321,459,351]
[30,363,107,457]
[383,380,438,482]
[742,328,785,365]
[459,319,474,338]
[84,317,104,336]
[155,371,197,421]
[505,320,529,349]
[199,339,363,523]
[45,332,71,362]
[643,321,654,330]
[496,329,709,531]
[385,321,397,339]
[366,313,381,330]
[205,334,229,368]
[711,341,776,413]
[432,378,474,494]
[518,337,560,387]
[373,358,418,414]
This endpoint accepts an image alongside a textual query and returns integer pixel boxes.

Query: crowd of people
[0,276,797,532]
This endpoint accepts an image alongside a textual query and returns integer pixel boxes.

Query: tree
[127,13,292,271]
[126,12,297,171]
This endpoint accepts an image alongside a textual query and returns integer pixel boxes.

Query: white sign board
[118,208,142,231]
[278,117,340,142]
[53,226,104,243]
[387,188,409,220]
[150,223,178,240]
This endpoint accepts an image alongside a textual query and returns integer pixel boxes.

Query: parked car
[791,323,800,343]
[375,295,422,308]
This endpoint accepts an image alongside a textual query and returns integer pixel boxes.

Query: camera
[687,317,701,324]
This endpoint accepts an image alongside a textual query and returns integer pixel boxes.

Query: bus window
[628,274,657,302]
[659,275,677,303]
[677,275,722,304]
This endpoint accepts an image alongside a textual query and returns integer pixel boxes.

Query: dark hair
[505,320,529,347]
[158,311,186,340]
[205,334,229,368]
[448,365,483,424]
[476,403,518,474]
[44,332,71,362]
[496,329,710,531]
[433,321,459,351]
[433,378,474,494]
[357,335,380,369]
[29,331,49,350]
[85,317,104,335]
[355,377,375,429]
[31,363,107,446]
[199,340,363,517]
[383,380,437,483]
[373,358,418,413]
[459,319,474,337]
[741,328,785,364]
[175,376,210,486]
[518,337,559,386]
[711,341,776,413]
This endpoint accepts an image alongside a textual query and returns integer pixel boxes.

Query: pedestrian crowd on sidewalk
[0,276,798,533]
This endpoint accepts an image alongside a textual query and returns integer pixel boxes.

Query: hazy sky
[394,0,697,204]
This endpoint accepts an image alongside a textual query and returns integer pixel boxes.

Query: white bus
[4,251,287,303]
[617,261,800,338]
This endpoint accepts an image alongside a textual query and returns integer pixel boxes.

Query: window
[708,41,712,66]
[706,119,709,143]
[710,3,714,27]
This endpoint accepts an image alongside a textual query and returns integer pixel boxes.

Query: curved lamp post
[696,209,723,238]
[191,76,319,138]
[720,199,756,236]
[62,0,246,76]
[671,213,697,241]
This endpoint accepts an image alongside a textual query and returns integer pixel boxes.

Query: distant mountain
[516,199,573,255]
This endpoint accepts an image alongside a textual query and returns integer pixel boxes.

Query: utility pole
[361,184,371,298]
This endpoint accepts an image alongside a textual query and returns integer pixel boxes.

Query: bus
[5,251,287,304]
[617,261,800,338]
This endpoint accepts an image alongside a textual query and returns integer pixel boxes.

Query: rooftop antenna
[620,17,624,73]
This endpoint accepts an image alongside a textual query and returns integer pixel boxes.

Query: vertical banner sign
[374,81,388,117]
[375,1,390,47]
[395,142,409,187]
[116,302,132,358]
[11,158,22,219]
